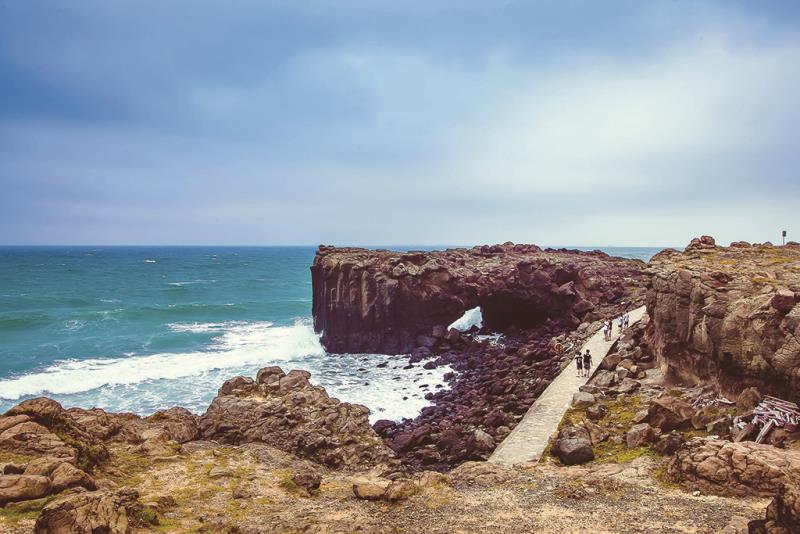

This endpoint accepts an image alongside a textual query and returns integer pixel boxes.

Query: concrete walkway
[489,305,647,466]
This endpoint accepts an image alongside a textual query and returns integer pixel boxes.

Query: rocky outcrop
[34,488,142,534]
[199,366,394,469]
[312,244,645,354]
[749,479,800,534]
[667,438,800,496]
[646,237,800,400]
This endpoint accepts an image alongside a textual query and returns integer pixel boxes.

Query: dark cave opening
[479,294,559,331]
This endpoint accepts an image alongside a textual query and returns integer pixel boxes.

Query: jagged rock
[646,239,800,400]
[0,419,76,461]
[572,392,595,407]
[144,407,198,444]
[614,378,641,395]
[586,404,608,421]
[552,425,594,465]
[34,488,141,534]
[0,474,51,505]
[199,367,393,469]
[592,370,618,388]
[352,479,390,501]
[583,419,609,445]
[625,423,655,448]
[748,478,800,534]
[737,387,762,415]
[291,468,322,494]
[653,432,685,456]
[312,245,645,354]
[668,439,800,496]
[465,429,495,460]
[23,458,95,494]
[384,479,419,501]
[706,417,732,439]
[647,397,694,431]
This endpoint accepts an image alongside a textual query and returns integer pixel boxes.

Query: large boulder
[647,397,694,431]
[552,425,594,465]
[34,488,141,534]
[199,367,394,469]
[0,474,51,505]
[668,439,800,496]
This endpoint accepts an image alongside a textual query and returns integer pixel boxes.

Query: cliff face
[645,237,800,400]
[311,243,646,354]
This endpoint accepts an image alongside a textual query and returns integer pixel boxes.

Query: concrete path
[489,305,647,466]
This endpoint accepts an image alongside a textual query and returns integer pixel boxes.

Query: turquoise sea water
[0,245,664,420]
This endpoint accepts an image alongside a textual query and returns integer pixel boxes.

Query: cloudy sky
[1,0,798,247]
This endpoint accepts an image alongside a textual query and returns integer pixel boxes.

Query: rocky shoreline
[1,238,799,533]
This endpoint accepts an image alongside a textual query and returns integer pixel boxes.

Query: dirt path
[489,306,647,466]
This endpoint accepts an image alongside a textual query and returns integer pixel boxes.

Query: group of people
[602,312,630,341]
[575,349,592,377]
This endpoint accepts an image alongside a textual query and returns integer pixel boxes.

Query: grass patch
[592,442,660,464]
[0,508,40,526]
[0,451,35,464]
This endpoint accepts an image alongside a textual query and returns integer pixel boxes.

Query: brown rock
[352,480,389,501]
[199,366,393,469]
[737,387,762,415]
[552,425,594,465]
[625,423,655,448]
[668,439,800,496]
[0,474,51,505]
[771,289,797,313]
[647,397,694,432]
[291,468,322,494]
[34,488,141,534]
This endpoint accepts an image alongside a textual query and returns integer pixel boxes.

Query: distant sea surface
[0,245,665,420]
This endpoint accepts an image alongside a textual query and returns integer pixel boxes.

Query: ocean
[0,245,664,422]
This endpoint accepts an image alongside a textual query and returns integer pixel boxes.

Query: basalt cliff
[646,236,800,401]
[311,243,646,355]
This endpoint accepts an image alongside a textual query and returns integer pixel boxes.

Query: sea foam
[0,319,452,422]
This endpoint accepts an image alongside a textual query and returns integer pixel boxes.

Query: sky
[0,0,799,247]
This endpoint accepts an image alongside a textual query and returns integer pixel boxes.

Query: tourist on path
[583,349,592,377]
[575,351,583,377]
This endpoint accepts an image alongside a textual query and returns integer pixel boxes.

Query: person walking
[575,351,583,377]
[582,349,592,377]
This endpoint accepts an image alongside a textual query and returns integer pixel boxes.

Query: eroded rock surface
[646,237,800,400]
[34,488,141,534]
[199,366,394,469]
[312,244,645,354]
[668,438,800,496]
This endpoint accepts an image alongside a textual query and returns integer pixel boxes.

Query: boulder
[647,397,694,431]
[592,370,617,389]
[572,392,595,407]
[614,378,641,395]
[586,404,608,421]
[0,475,51,505]
[668,439,800,496]
[625,423,655,448]
[291,468,322,494]
[352,479,390,501]
[466,429,495,460]
[552,425,594,465]
[199,366,394,469]
[583,419,609,445]
[653,432,685,456]
[34,488,141,534]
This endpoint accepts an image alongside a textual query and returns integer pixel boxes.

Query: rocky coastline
[1,238,799,533]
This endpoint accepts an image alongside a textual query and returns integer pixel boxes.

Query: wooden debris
[733,395,800,443]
